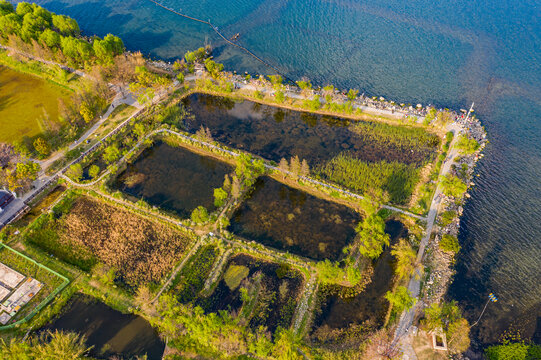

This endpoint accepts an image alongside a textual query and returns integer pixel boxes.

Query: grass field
[0,66,71,143]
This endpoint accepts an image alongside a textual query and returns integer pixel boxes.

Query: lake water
[229,176,360,261]
[113,140,233,219]
[37,0,541,347]
[46,294,165,360]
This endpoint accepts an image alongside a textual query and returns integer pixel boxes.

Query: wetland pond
[112,140,233,219]
[229,176,360,261]
[182,93,438,168]
[312,220,408,343]
[0,66,71,143]
[46,294,164,360]
[197,254,304,333]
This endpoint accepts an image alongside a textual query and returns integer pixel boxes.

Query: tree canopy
[356,213,390,259]
[0,2,123,68]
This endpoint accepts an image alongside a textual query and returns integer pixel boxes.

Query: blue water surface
[31,0,541,347]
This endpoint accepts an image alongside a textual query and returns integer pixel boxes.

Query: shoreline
[0,25,489,356]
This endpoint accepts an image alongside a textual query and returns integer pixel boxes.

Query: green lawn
[0,66,71,143]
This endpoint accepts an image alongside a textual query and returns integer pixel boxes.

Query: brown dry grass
[58,196,191,286]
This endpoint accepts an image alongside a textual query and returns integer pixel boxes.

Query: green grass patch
[317,152,420,204]
[223,264,249,290]
[24,213,98,271]
[351,121,440,150]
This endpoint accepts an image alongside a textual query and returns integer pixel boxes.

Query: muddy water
[313,220,408,332]
[112,141,233,218]
[229,176,360,261]
[46,294,164,360]
[182,93,437,168]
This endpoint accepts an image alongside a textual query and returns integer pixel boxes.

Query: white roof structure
[0,263,25,289]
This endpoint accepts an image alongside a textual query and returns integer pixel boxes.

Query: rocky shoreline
[422,114,487,309]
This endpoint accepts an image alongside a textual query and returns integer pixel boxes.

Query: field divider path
[292,272,318,334]
[201,247,234,295]
[151,239,203,304]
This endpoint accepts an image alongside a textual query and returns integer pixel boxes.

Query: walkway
[393,124,461,358]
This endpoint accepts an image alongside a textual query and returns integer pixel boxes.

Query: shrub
[440,234,460,253]
[439,210,456,226]
[455,135,479,155]
[441,174,467,198]
[486,341,541,360]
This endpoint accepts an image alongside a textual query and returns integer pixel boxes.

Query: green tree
[66,163,83,182]
[422,301,462,332]
[176,72,184,83]
[303,95,321,110]
[439,210,456,226]
[213,187,228,207]
[356,213,390,259]
[0,1,14,16]
[204,58,224,78]
[486,340,541,360]
[76,39,94,62]
[88,164,100,179]
[52,14,80,36]
[16,2,34,17]
[33,137,50,156]
[102,145,120,164]
[191,206,209,223]
[16,161,40,180]
[20,12,49,42]
[60,36,80,60]
[385,286,416,313]
[79,101,95,123]
[184,50,196,63]
[347,88,359,101]
[272,329,303,360]
[391,239,419,280]
[0,13,22,37]
[39,28,60,48]
[274,90,285,103]
[296,80,311,91]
